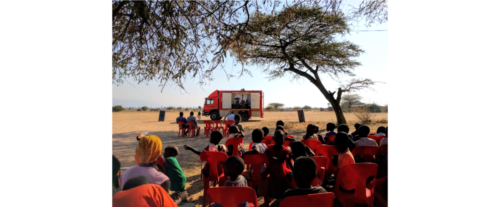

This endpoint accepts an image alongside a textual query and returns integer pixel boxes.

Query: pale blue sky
[113,3,388,109]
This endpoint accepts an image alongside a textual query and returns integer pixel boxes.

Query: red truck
[202,90,264,121]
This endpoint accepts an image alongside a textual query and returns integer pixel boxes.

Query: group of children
[112,118,388,207]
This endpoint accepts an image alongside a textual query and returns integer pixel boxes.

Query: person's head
[276,125,286,134]
[234,114,241,124]
[136,135,162,164]
[290,142,307,159]
[334,132,349,153]
[326,123,336,132]
[229,125,239,134]
[223,156,245,180]
[164,146,179,158]
[385,126,388,138]
[122,176,150,191]
[190,111,194,116]
[252,128,264,143]
[314,125,319,133]
[273,130,285,145]
[358,125,370,137]
[293,157,317,188]
[179,112,184,117]
[377,126,386,134]
[306,124,316,135]
[337,124,350,134]
[113,155,121,189]
[276,120,285,128]
[354,123,361,130]
[209,131,224,144]
[262,127,270,136]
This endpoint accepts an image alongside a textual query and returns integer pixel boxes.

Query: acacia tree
[112,0,386,91]
[236,6,374,124]
[340,93,362,112]
[268,102,284,110]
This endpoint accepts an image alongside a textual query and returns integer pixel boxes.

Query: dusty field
[113,111,388,206]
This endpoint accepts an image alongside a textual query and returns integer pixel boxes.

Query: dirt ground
[113,111,388,206]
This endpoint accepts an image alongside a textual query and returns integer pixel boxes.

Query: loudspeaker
[158,111,165,122]
[297,110,305,123]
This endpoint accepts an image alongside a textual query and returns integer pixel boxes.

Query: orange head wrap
[135,135,162,164]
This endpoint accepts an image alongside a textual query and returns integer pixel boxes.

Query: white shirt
[227,113,235,121]
[355,137,378,147]
[380,138,388,146]
[376,132,386,136]
[251,142,267,153]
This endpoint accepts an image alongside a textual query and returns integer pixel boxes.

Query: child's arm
[184,145,201,155]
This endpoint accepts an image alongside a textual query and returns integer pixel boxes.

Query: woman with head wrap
[121,135,171,193]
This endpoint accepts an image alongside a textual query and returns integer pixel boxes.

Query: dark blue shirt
[176,116,187,123]
[325,131,337,137]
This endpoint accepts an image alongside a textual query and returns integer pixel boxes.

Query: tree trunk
[331,100,347,124]
[315,86,347,125]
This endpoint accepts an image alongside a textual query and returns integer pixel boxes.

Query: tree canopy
[268,102,284,110]
[112,0,387,91]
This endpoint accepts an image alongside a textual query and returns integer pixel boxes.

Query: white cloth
[208,143,227,152]
[380,138,387,146]
[355,137,379,147]
[227,113,235,121]
[251,142,267,154]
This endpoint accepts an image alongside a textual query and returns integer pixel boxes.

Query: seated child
[314,124,324,143]
[277,125,295,142]
[350,123,361,139]
[325,123,337,144]
[231,114,245,136]
[290,141,315,161]
[376,126,386,136]
[163,146,188,205]
[303,124,319,140]
[271,157,328,207]
[336,124,356,150]
[262,127,271,138]
[355,125,378,147]
[248,128,267,154]
[227,125,246,156]
[332,132,356,193]
[264,130,292,199]
[211,156,251,207]
[276,120,287,133]
[380,126,388,146]
[184,131,227,178]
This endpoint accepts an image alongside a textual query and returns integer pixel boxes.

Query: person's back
[120,165,170,191]
[271,157,327,207]
[355,125,378,147]
[227,112,235,121]
[334,132,356,192]
[113,184,178,207]
[176,112,187,123]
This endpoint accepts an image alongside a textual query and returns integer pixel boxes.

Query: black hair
[234,114,241,120]
[179,112,184,117]
[262,127,270,136]
[327,123,336,131]
[210,130,223,144]
[252,129,264,143]
[354,123,361,130]
[306,124,315,136]
[333,132,349,153]
[190,111,194,116]
[337,124,350,133]
[293,157,317,183]
[385,126,388,138]
[314,125,319,133]
[224,156,245,177]
[164,146,179,156]
[290,142,307,158]
[113,155,121,189]
[358,125,370,137]
[276,120,285,127]
[276,125,285,132]
[377,126,386,134]
[123,176,151,191]
[273,130,285,144]
[229,125,239,134]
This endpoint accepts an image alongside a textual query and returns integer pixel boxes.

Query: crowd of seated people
[113,119,388,207]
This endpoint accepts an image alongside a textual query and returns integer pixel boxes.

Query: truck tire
[210,111,220,121]
[240,111,250,121]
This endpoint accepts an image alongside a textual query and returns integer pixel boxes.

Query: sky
[113,3,388,109]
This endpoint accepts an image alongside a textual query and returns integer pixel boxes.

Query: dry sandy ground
[113,111,388,206]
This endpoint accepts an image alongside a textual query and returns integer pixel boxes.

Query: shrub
[265,106,275,111]
[112,105,124,112]
[375,118,388,124]
[303,105,312,110]
[353,106,373,124]
[293,106,302,110]
[137,109,142,111]
[141,106,149,111]
[166,106,174,111]
[367,104,381,113]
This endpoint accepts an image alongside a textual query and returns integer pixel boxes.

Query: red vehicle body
[203,90,264,121]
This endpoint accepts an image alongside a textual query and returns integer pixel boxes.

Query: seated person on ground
[264,130,292,199]
[163,146,188,205]
[184,131,227,178]
[271,157,328,207]
[121,135,171,193]
[380,126,388,146]
[376,126,386,136]
[113,155,121,195]
[113,176,177,207]
[231,115,245,136]
[186,111,200,136]
[355,125,378,147]
[227,111,235,121]
[350,123,361,140]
